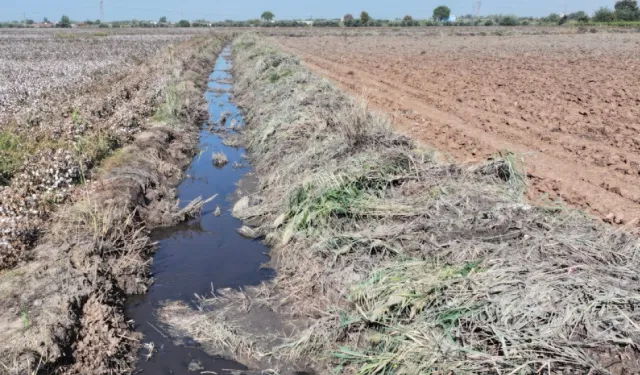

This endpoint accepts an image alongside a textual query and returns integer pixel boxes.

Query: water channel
[126,47,273,374]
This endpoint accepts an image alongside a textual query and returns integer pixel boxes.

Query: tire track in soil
[274,38,640,224]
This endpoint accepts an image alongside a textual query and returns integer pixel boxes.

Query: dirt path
[274,33,640,224]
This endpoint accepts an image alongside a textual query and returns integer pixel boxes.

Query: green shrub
[498,15,518,26]
[344,19,381,27]
[399,16,420,27]
[262,20,307,27]
[543,13,561,23]
[593,7,616,22]
[615,8,640,20]
[313,20,340,27]
[177,20,190,27]
[484,19,494,26]
[568,11,590,22]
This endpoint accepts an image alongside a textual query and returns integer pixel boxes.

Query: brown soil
[0,35,227,375]
[274,32,640,224]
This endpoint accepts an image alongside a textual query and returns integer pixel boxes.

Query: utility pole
[100,0,104,21]
[474,1,482,17]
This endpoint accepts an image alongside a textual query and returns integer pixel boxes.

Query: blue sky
[3,0,616,22]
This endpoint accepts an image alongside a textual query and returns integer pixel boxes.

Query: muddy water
[126,47,272,374]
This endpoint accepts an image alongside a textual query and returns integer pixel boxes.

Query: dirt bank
[0,34,228,374]
[274,32,640,225]
[165,34,640,374]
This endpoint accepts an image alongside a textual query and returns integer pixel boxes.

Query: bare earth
[274,32,640,224]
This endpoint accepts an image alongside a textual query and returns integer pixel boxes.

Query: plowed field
[275,32,640,224]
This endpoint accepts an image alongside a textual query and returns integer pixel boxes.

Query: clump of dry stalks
[165,34,640,374]
[212,151,229,167]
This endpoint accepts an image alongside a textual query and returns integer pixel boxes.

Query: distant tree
[343,13,354,22]
[360,11,371,24]
[498,15,518,26]
[95,19,101,24]
[261,11,275,21]
[159,16,167,23]
[568,11,589,22]
[85,19,94,25]
[615,0,639,11]
[26,19,34,25]
[432,6,451,21]
[59,15,72,28]
[177,19,191,27]
[403,15,413,21]
[484,19,494,26]
[614,0,640,20]
[43,17,50,23]
[192,19,209,27]
[545,13,561,23]
[593,7,616,22]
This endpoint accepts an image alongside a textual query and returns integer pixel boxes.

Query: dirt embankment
[159,34,640,375]
[274,33,640,225]
[0,34,228,375]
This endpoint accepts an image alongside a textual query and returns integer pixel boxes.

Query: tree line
[3,3,639,29]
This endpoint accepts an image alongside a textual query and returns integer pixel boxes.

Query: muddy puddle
[126,47,273,374]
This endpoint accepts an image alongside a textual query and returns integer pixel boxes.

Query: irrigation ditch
[126,47,282,374]
[153,33,640,375]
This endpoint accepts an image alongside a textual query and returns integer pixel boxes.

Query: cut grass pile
[163,33,640,374]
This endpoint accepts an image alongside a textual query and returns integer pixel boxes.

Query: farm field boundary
[163,33,640,374]
[0,33,228,374]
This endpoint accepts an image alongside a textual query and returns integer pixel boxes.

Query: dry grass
[160,302,255,357]
[210,34,640,374]
[160,298,259,360]
[212,151,229,167]
[159,287,316,372]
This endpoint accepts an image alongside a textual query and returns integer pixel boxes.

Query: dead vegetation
[163,34,640,374]
[212,151,230,167]
[0,34,228,375]
[160,288,313,373]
